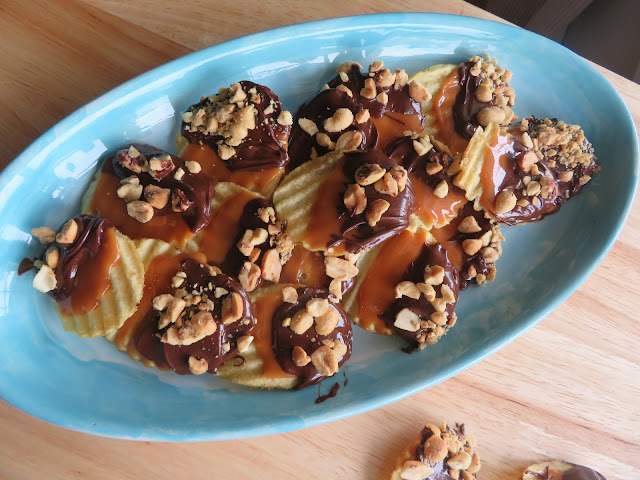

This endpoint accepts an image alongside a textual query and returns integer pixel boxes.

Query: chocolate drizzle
[109,143,213,233]
[380,242,459,348]
[181,81,290,170]
[134,258,255,374]
[332,150,415,253]
[288,88,378,170]
[272,287,352,389]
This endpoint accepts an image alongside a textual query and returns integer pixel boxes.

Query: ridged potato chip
[216,284,299,390]
[409,63,457,137]
[454,122,500,202]
[272,150,344,249]
[58,229,144,337]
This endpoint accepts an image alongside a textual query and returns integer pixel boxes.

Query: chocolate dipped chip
[336,150,415,253]
[484,117,598,225]
[222,198,293,292]
[451,203,502,289]
[288,88,378,170]
[25,215,112,300]
[453,55,516,139]
[180,81,291,170]
[397,422,481,480]
[272,287,352,389]
[112,143,213,233]
[380,242,460,350]
[135,258,255,375]
[522,460,606,480]
[328,61,424,120]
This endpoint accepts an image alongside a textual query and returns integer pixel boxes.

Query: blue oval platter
[0,13,637,441]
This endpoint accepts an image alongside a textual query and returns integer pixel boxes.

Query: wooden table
[1,1,638,479]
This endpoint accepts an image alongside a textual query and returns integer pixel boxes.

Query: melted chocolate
[109,143,213,233]
[315,381,340,404]
[452,203,499,290]
[487,119,598,225]
[380,242,459,348]
[453,62,492,139]
[48,215,112,302]
[332,150,415,253]
[272,287,353,389]
[526,464,606,480]
[135,258,255,374]
[181,81,290,170]
[288,88,378,170]
[387,136,466,195]
[327,64,423,119]
[562,466,606,480]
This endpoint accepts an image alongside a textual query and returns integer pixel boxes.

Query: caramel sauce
[58,227,120,316]
[432,70,469,157]
[430,219,464,272]
[479,129,514,213]
[89,170,193,247]
[197,190,258,265]
[303,158,349,255]
[182,143,283,195]
[279,245,328,287]
[114,251,207,366]
[356,230,428,334]
[410,174,467,227]
[253,292,296,379]
[372,112,423,151]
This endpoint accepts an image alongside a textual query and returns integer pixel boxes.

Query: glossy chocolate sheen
[110,143,213,233]
[388,136,466,193]
[453,62,492,140]
[181,81,290,170]
[562,466,606,480]
[134,258,255,375]
[453,203,498,290]
[380,242,459,347]
[272,287,352,389]
[218,197,274,288]
[334,150,415,253]
[413,425,464,480]
[327,64,422,119]
[288,88,378,170]
[50,215,112,301]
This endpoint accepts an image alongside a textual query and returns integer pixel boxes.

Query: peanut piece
[55,219,78,244]
[310,345,339,376]
[221,292,244,324]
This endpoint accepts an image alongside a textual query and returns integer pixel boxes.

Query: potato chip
[409,63,457,136]
[453,122,500,201]
[58,229,144,337]
[272,150,344,248]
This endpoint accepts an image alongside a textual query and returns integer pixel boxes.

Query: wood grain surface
[1,1,639,479]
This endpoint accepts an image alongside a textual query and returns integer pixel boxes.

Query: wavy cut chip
[454,122,500,202]
[272,150,344,249]
[409,63,458,137]
[58,229,144,338]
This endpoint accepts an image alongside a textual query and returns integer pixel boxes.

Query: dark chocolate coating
[327,64,423,119]
[332,150,415,253]
[135,258,255,374]
[452,203,498,290]
[562,466,606,480]
[272,287,352,389]
[453,62,493,140]
[110,143,213,234]
[181,81,290,170]
[50,215,112,302]
[380,242,459,348]
[288,88,377,170]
